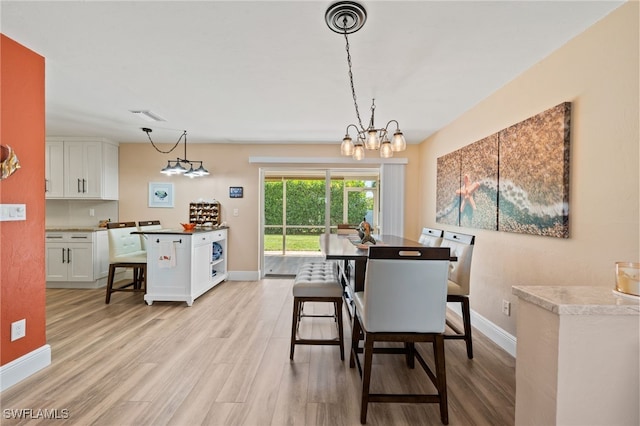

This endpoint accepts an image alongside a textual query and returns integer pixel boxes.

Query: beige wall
[118,143,422,274]
[418,3,639,335]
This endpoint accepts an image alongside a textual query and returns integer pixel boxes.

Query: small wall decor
[229,186,243,198]
[436,102,571,238]
[0,145,21,180]
[148,182,174,208]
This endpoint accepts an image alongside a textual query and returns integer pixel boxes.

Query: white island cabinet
[143,228,228,306]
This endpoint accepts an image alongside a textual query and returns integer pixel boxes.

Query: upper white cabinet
[45,137,119,200]
[45,141,64,198]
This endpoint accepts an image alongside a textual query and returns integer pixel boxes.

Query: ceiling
[1,1,623,145]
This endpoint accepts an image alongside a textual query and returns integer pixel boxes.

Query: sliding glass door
[263,169,379,275]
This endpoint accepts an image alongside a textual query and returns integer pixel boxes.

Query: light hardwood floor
[1,279,515,425]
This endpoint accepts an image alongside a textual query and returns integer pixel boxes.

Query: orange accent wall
[0,34,46,365]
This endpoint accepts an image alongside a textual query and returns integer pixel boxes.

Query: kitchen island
[135,227,228,306]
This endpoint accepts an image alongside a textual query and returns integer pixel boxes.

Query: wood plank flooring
[1,279,515,425]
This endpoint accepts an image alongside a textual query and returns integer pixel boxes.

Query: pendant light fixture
[142,128,209,178]
[326,1,407,160]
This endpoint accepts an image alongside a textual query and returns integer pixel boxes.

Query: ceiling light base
[325,1,367,34]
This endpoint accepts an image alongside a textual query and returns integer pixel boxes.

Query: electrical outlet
[11,319,26,341]
[89,208,95,217]
[502,300,511,316]
[233,208,239,217]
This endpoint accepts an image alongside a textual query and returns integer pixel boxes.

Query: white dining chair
[350,245,451,424]
[418,226,444,247]
[440,230,475,359]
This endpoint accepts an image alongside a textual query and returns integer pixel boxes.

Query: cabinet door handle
[45,178,49,193]
[62,248,66,263]
[82,179,87,193]
[67,248,71,263]
[77,178,82,193]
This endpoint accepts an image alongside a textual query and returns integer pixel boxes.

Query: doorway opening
[262,169,379,276]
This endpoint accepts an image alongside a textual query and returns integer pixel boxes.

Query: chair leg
[405,342,415,369]
[105,264,116,304]
[461,297,473,359]
[290,298,300,360]
[336,299,345,360]
[434,334,449,425]
[360,334,375,424]
[350,314,362,369]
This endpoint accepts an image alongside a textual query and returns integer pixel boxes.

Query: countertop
[133,226,229,235]
[512,285,640,316]
[46,227,106,232]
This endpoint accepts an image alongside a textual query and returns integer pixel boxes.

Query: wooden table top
[319,234,424,260]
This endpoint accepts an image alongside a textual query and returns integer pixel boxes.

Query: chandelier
[325,1,407,160]
[142,128,209,178]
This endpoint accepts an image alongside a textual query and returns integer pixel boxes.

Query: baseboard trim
[0,344,51,392]
[228,271,260,281]
[447,302,517,358]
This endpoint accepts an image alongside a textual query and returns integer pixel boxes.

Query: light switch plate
[0,204,26,221]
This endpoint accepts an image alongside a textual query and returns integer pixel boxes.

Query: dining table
[319,233,450,316]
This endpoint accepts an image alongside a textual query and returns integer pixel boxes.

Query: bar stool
[290,261,345,360]
[137,220,162,250]
[105,222,147,304]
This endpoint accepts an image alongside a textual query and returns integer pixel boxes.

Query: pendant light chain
[343,22,365,132]
[144,128,185,155]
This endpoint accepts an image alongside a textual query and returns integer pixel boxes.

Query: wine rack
[188,201,220,227]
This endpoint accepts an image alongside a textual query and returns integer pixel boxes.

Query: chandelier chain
[343,23,365,132]
[144,130,185,155]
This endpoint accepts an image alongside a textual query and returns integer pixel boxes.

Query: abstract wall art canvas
[498,102,571,237]
[436,102,571,238]
[436,151,461,226]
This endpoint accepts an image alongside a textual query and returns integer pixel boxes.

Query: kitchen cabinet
[45,230,110,288]
[45,138,119,200]
[143,228,228,306]
[45,141,64,197]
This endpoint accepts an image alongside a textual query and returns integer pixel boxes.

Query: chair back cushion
[138,220,162,250]
[418,227,444,247]
[440,231,475,296]
[359,246,450,333]
[107,222,145,262]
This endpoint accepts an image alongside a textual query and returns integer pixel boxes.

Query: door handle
[77,178,82,193]
[62,248,66,263]
[67,248,71,263]
[82,179,86,193]
[45,178,49,193]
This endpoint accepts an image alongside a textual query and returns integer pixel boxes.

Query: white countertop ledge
[512,286,640,316]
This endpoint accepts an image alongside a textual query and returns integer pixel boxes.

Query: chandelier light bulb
[366,129,380,150]
[195,164,210,176]
[353,144,365,161]
[391,129,407,152]
[380,140,393,158]
[341,135,355,156]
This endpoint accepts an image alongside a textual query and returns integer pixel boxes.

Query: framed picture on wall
[229,186,243,198]
[148,182,174,208]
